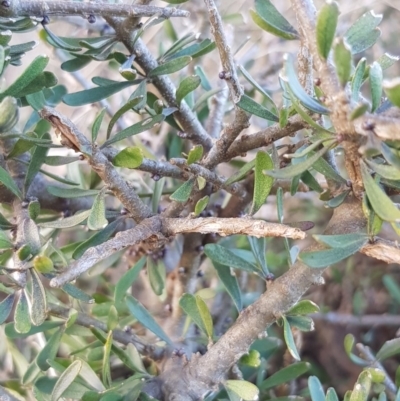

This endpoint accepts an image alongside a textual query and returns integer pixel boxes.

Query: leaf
[309,376,326,401]
[148,56,192,77]
[115,257,146,304]
[260,362,310,390]
[361,160,400,221]
[29,269,47,326]
[61,56,91,72]
[15,290,31,334]
[287,315,314,331]
[51,360,82,401]
[225,380,259,401]
[26,91,46,111]
[5,320,63,339]
[102,114,165,147]
[365,159,400,180]
[113,147,143,169]
[326,388,340,401]
[0,292,15,324]
[316,1,339,60]
[212,262,242,312]
[313,233,368,248]
[287,300,320,315]
[344,334,369,366]
[204,244,258,274]
[248,236,268,277]
[91,108,106,142]
[299,237,368,268]
[0,55,49,99]
[147,257,165,296]
[102,331,112,388]
[63,80,141,106]
[344,10,382,54]
[251,0,299,40]
[0,230,12,249]
[187,144,203,165]
[62,283,93,303]
[176,75,201,106]
[47,186,99,199]
[236,94,278,122]
[170,178,194,202]
[240,350,261,368]
[334,38,352,87]
[369,62,383,112]
[282,316,300,360]
[40,210,91,229]
[152,177,165,214]
[265,145,332,179]
[194,195,209,216]
[283,55,330,114]
[383,78,400,108]
[36,326,65,370]
[87,189,108,230]
[225,159,256,186]
[0,96,19,133]
[126,295,172,345]
[72,219,121,260]
[0,165,22,199]
[351,58,367,102]
[376,338,400,361]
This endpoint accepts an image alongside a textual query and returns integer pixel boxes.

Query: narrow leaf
[248,236,268,276]
[365,159,400,180]
[225,159,256,186]
[29,269,47,326]
[187,145,203,165]
[237,94,278,122]
[91,108,106,142]
[51,360,82,401]
[15,290,31,333]
[87,189,108,230]
[369,62,383,112]
[176,75,201,106]
[102,331,112,388]
[351,58,367,102]
[251,151,274,214]
[62,283,93,303]
[383,78,400,108]
[113,147,143,169]
[47,186,99,199]
[334,38,352,87]
[225,380,259,401]
[194,195,209,216]
[316,1,339,60]
[260,362,310,390]
[0,165,22,199]
[287,300,320,315]
[148,56,192,77]
[0,293,15,324]
[376,338,400,361]
[170,178,194,202]
[147,257,165,296]
[283,316,300,360]
[39,210,91,229]
[313,233,368,248]
[309,376,326,401]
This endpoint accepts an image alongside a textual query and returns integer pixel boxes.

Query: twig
[40,107,153,222]
[206,87,229,139]
[360,238,400,265]
[313,312,400,327]
[356,343,397,398]
[0,1,190,19]
[163,217,307,239]
[201,0,250,168]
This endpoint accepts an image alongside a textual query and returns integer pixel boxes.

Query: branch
[0,1,189,19]
[360,238,400,265]
[163,217,307,239]
[202,0,250,168]
[313,312,400,327]
[39,107,153,222]
[206,87,229,139]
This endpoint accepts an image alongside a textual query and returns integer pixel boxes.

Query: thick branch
[0,1,189,19]
[40,107,153,222]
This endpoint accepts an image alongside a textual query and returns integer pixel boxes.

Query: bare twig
[313,312,400,327]
[40,107,153,222]
[0,1,189,19]
[360,238,400,265]
[207,87,229,139]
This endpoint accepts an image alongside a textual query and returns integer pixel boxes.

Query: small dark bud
[196,269,204,277]
[265,273,275,281]
[314,78,321,86]
[206,210,213,217]
[41,15,50,25]
[62,210,72,218]
[124,326,133,334]
[219,71,227,79]
[152,174,161,181]
[137,22,143,29]
[195,245,204,252]
[87,14,96,24]
[362,120,375,131]
[78,154,85,160]
[178,266,186,274]
[21,201,29,208]
[120,208,128,215]
[172,348,185,357]
[1,1,10,7]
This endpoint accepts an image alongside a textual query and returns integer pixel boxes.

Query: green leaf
[251,151,274,214]
[13,71,57,98]
[113,147,143,169]
[369,62,383,112]
[187,144,203,165]
[194,65,212,91]
[225,159,256,185]
[212,261,242,312]
[0,55,49,99]
[282,316,300,360]
[334,38,352,87]
[204,244,258,274]
[152,177,165,214]
[344,10,382,54]
[376,338,400,361]
[115,257,146,304]
[0,165,22,199]
[237,94,278,122]
[265,145,332,179]
[0,96,19,133]
[287,300,320,315]
[326,388,340,401]
[91,108,106,142]
[248,236,269,277]
[72,219,121,260]
[51,360,82,401]
[361,160,400,222]
[365,159,400,180]
[383,78,400,108]
[260,362,310,390]
[42,25,81,51]
[33,255,54,273]
[15,290,31,333]
[5,320,63,339]
[29,269,47,326]
[299,237,368,268]
[225,380,259,401]
[351,58,367,102]
[61,56,91,72]
[0,230,12,249]
[316,1,339,60]
[170,178,194,202]
[240,350,261,368]
[47,186,99,199]
[147,257,165,296]
[36,326,65,370]
[63,80,141,107]
[39,210,91,229]
[0,293,15,324]
[26,91,46,111]
[102,114,165,147]
[344,334,369,366]
[313,233,368,248]
[251,0,299,40]
[87,189,108,230]
[283,55,330,114]
[349,102,369,121]
[176,75,201,106]
[126,295,172,345]
[148,56,192,77]
[102,331,112,387]
[312,153,347,184]
[309,376,325,401]
[287,315,314,331]
[194,195,209,216]
[62,283,94,303]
